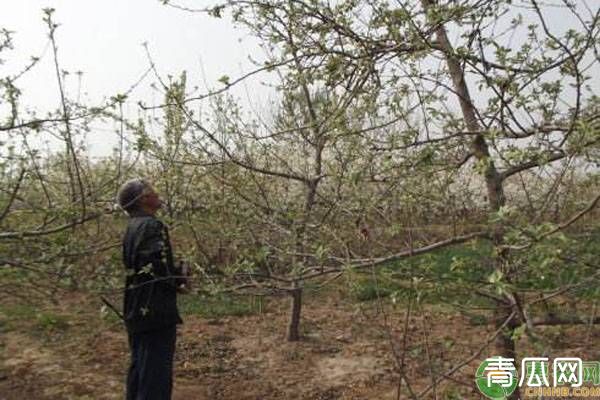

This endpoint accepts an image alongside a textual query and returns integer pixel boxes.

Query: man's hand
[175,261,191,294]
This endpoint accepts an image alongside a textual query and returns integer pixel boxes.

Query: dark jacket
[122,209,184,333]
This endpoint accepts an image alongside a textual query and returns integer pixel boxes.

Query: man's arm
[136,219,178,290]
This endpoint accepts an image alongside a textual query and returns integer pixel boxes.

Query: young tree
[180,0,600,396]
[0,9,145,305]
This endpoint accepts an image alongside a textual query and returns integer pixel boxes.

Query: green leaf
[218,75,230,86]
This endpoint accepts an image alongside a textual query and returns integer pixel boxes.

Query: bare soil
[1,287,598,400]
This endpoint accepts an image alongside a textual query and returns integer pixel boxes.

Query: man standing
[116,178,189,400]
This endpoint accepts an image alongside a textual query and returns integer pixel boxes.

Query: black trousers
[126,324,177,400]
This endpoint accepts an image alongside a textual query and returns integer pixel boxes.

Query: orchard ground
[1,244,599,399]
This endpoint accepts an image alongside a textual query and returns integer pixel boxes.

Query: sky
[0,0,267,156]
[1,1,598,159]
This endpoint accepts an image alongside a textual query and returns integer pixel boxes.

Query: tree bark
[287,284,303,341]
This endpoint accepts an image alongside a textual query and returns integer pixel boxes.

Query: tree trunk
[287,285,302,341]
[419,3,518,397]
[494,307,520,400]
